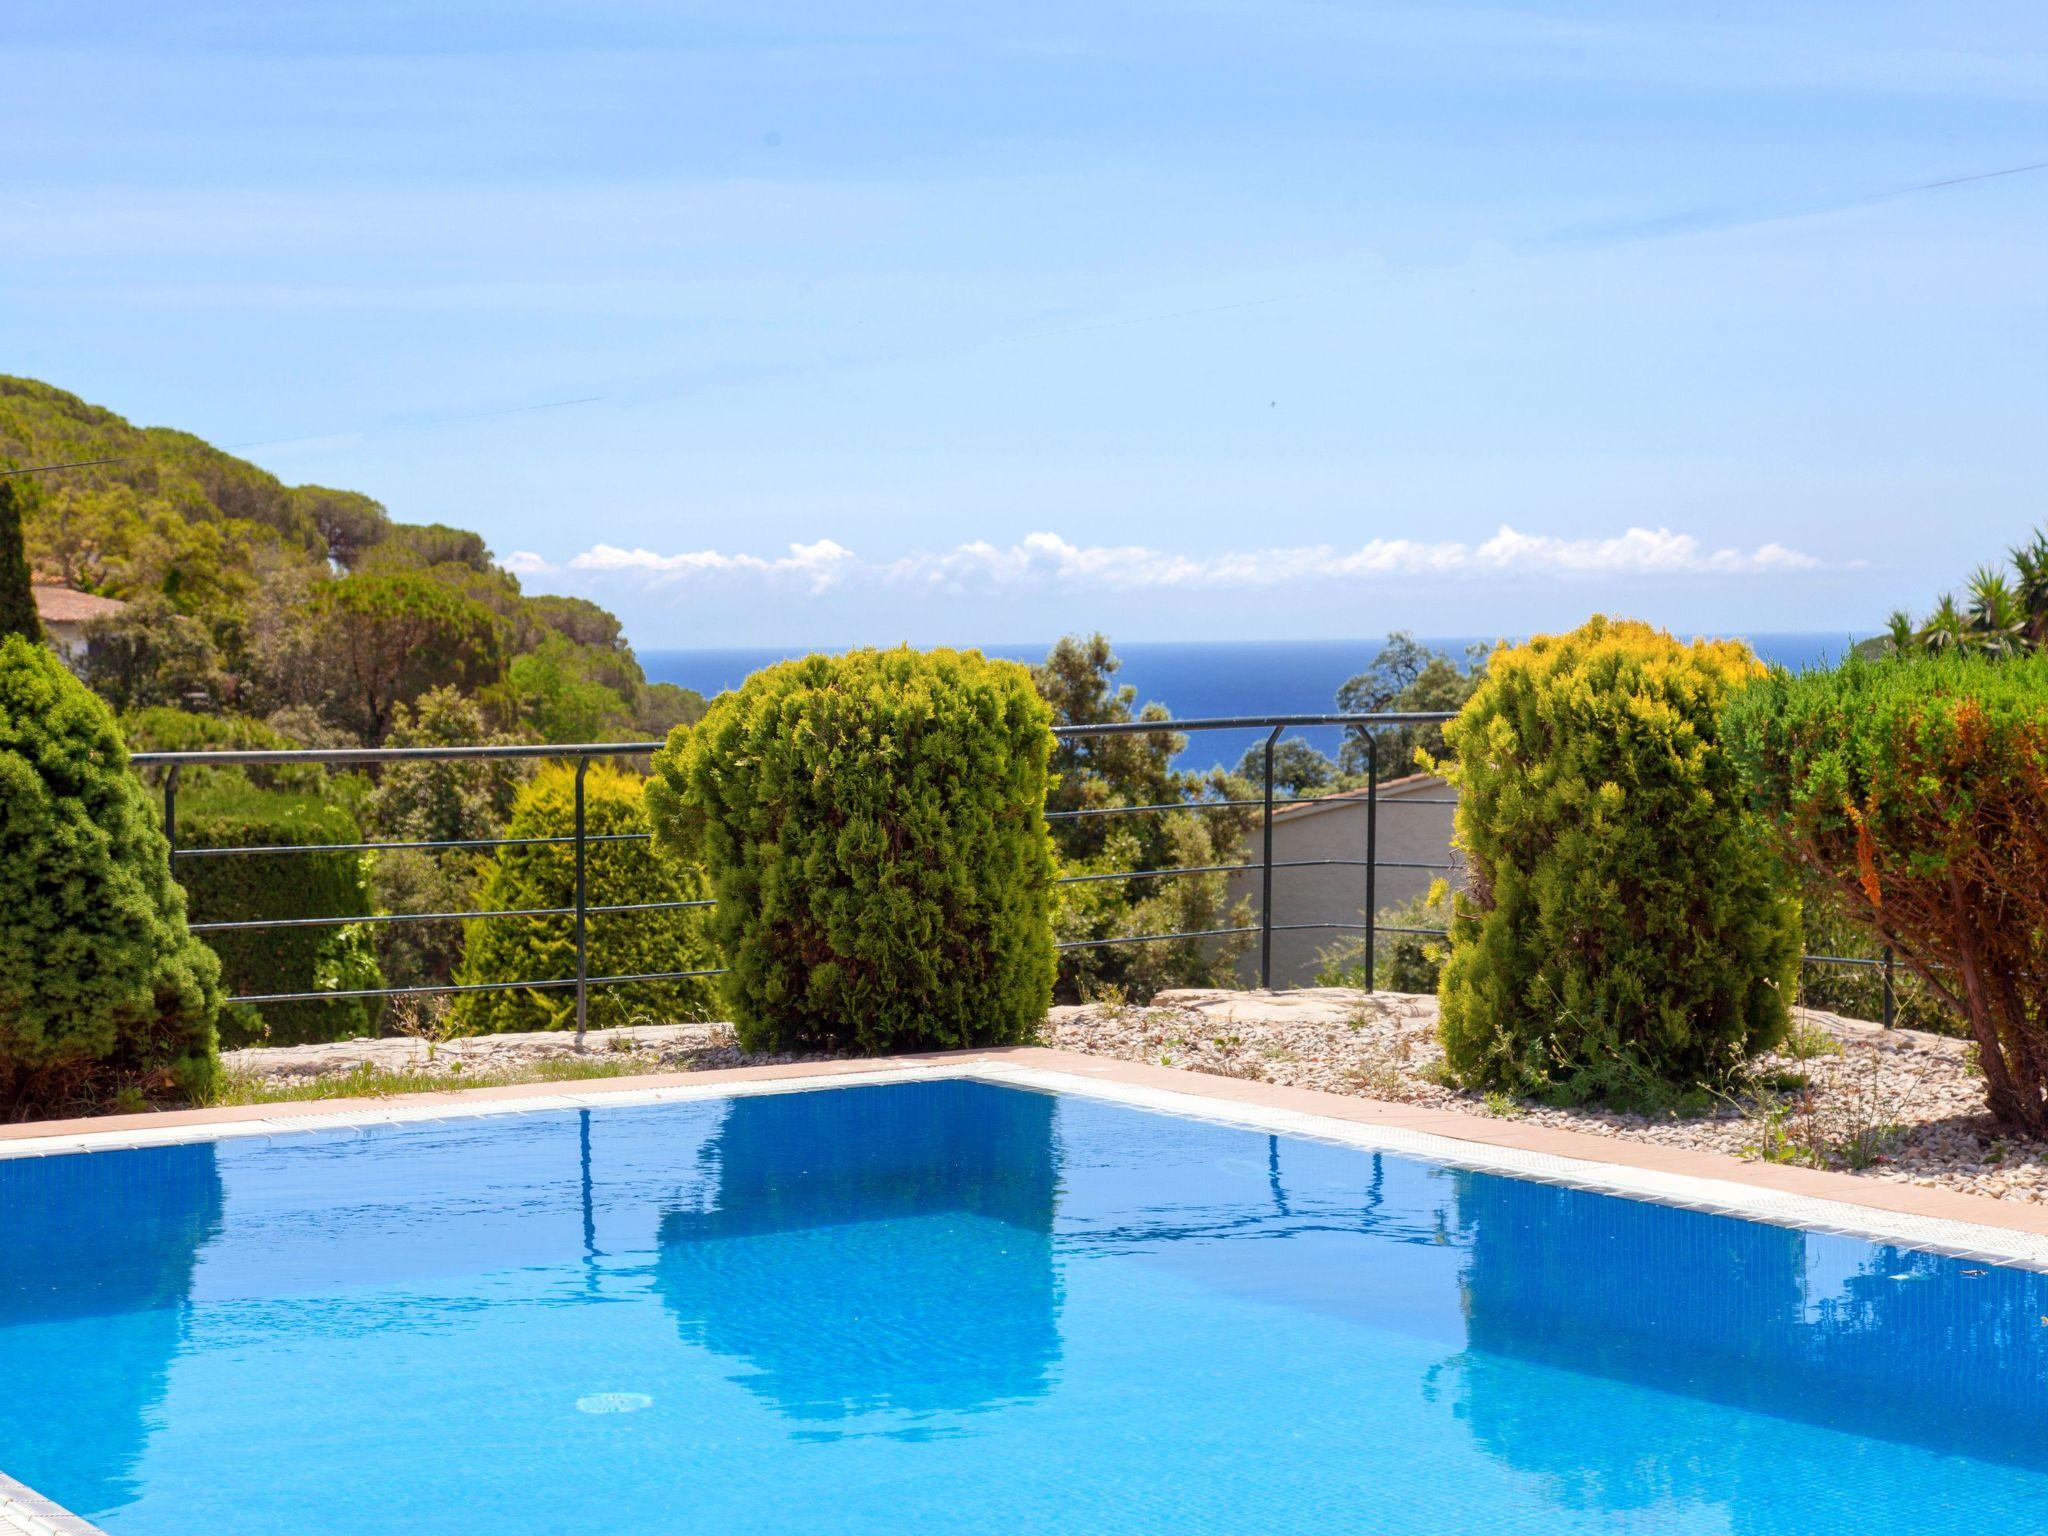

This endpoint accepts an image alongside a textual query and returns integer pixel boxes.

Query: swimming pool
[3,1074,2045,1534]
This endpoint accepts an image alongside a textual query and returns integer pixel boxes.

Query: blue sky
[5,2,2045,647]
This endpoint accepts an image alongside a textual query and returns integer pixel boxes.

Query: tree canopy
[0,375,704,745]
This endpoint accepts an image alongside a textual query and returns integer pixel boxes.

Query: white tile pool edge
[0,1472,110,1536]
[970,1063,2048,1271]
[5,1058,2047,1272]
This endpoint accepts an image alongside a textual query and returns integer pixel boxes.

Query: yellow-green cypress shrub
[1436,617,1798,1105]
[0,635,220,1110]
[452,764,716,1033]
[647,647,1057,1054]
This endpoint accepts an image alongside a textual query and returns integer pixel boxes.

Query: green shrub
[648,647,1057,1053]
[1315,882,1453,994]
[1726,651,2048,1133]
[1437,617,1800,1106]
[173,781,383,1047]
[0,635,219,1110]
[453,764,717,1033]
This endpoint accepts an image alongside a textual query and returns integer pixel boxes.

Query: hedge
[0,636,219,1110]
[452,764,717,1033]
[1726,651,2048,1134]
[1436,617,1800,1106]
[173,781,383,1047]
[648,647,1057,1053]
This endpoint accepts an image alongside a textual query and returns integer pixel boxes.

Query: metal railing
[132,705,1898,1046]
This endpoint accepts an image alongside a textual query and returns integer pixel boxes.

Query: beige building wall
[1225,774,1462,988]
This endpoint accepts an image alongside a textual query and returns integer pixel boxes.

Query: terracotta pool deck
[7,1046,2048,1265]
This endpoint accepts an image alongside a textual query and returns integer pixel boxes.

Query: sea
[642,634,1865,773]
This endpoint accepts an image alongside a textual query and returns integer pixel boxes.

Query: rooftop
[31,585,127,624]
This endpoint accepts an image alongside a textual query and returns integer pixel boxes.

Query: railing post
[1259,726,1281,990]
[574,754,590,1050]
[1882,946,1895,1030]
[1364,735,1378,993]
[162,764,180,864]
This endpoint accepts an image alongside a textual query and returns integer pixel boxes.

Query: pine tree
[0,479,40,644]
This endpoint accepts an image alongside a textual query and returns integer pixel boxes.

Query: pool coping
[0,1472,109,1536]
[6,1046,2048,1270]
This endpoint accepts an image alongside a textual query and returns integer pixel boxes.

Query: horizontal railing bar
[192,897,712,935]
[227,976,577,1004]
[134,712,1466,772]
[225,967,729,1006]
[1047,796,1306,821]
[1052,711,1458,738]
[173,831,651,860]
[1055,862,1244,886]
[196,905,569,933]
[1054,925,1259,952]
[583,968,729,986]
[136,742,668,768]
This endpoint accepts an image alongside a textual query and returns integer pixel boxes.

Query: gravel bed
[1045,988,2048,1205]
[220,1022,824,1088]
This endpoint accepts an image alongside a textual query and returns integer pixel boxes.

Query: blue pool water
[2,1080,2044,1534]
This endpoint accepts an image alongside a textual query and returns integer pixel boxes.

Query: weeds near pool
[205,1055,656,1108]
[1345,1055,1409,1100]
[1088,984,1137,1026]
[1480,1090,1524,1120]
[390,996,462,1063]
[1729,1050,1905,1172]
[1780,1018,1843,1062]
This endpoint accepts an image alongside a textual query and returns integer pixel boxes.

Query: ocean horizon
[643,633,1866,772]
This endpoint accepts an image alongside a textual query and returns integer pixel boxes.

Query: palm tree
[1883,609,1917,655]
[1965,567,2026,657]
[1916,594,1968,654]
[2010,531,2048,647]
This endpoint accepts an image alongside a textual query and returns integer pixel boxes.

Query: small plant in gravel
[1728,1051,1906,1171]
[390,995,458,1063]
[1780,1019,1843,1062]
[1345,1056,1408,1099]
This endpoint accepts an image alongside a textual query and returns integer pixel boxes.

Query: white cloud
[513,524,1823,593]
[564,538,857,592]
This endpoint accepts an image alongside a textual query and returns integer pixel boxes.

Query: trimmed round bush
[173,782,383,1048]
[647,647,1057,1053]
[1726,651,2048,1134]
[0,635,220,1110]
[453,764,717,1033]
[1437,617,1799,1105]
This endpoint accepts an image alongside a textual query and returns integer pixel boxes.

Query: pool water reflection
[0,1079,2043,1534]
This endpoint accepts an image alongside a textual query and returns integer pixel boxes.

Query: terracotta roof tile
[31,585,129,624]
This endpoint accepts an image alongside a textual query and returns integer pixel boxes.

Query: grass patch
[204,1054,659,1107]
